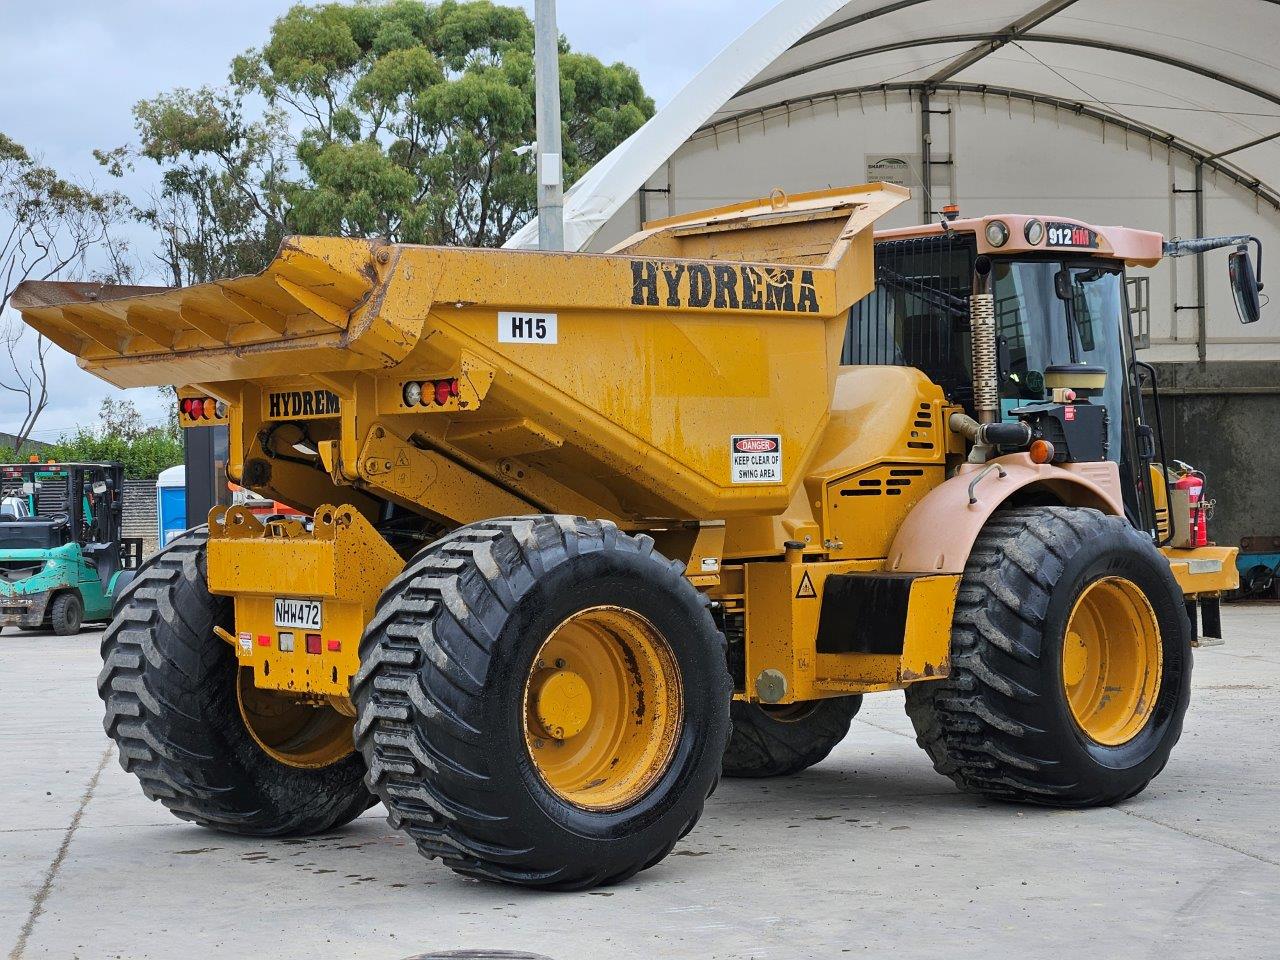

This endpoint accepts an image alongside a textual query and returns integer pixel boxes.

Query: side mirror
[21,481,35,496]
[1054,268,1073,302]
[1229,246,1262,324]
[92,481,108,496]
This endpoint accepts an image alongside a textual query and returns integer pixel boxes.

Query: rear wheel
[905,506,1192,806]
[354,515,731,889]
[50,592,83,636]
[722,696,861,778]
[100,530,372,835]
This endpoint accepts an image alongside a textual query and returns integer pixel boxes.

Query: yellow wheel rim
[1062,577,1162,746]
[236,668,355,769]
[523,605,683,811]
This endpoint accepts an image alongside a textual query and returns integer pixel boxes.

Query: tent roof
[509,0,1280,251]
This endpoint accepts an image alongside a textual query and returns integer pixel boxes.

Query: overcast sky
[0,0,775,441]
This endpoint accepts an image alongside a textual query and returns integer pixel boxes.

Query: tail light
[401,378,462,408]
[178,395,228,425]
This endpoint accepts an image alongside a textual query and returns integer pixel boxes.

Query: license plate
[274,598,322,630]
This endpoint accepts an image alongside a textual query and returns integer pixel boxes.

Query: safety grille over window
[842,235,976,401]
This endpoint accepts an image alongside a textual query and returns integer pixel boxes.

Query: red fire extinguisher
[1173,472,1208,547]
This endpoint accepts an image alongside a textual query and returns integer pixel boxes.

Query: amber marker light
[1029,439,1056,464]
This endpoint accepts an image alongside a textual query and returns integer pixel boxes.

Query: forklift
[0,461,141,635]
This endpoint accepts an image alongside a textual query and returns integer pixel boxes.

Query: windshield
[993,260,1129,458]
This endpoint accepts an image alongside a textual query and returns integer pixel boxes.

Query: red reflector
[448,378,460,397]
[326,639,341,652]
[305,633,322,655]
[257,635,271,646]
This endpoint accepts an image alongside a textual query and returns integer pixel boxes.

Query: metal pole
[919,87,933,221]
[534,0,565,251]
[1194,160,1207,363]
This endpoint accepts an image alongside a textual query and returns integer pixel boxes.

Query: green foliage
[43,399,183,480]
[109,0,653,284]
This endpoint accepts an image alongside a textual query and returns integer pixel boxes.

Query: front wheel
[354,516,732,889]
[50,592,83,635]
[905,506,1192,806]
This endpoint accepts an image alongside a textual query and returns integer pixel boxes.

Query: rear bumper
[1162,545,1239,596]
[0,590,51,628]
[206,504,403,698]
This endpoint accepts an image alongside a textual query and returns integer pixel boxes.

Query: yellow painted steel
[1062,577,1162,746]
[742,559,959,703]
[1150,464,1172,543]
[8,183,976,707]
[206,504,404,701]
[1162,545,1240,595]
[10,184,906,526]
[523,606,684,811]
[7,187,1241,728]
[235,670,355,768]
[718,365,947,562]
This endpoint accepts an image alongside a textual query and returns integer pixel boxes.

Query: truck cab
[846,213,1245,632]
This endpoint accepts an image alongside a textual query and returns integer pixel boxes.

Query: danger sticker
[731,435,783,484]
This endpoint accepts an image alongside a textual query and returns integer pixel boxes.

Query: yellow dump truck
[9,183,1253,889]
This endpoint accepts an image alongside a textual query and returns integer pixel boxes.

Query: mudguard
[887,453,1125,575]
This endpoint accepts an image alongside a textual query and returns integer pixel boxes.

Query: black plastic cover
[816,573,918,655]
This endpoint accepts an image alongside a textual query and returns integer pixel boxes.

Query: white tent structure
[505,0,853,252]
[509,0,1280,363]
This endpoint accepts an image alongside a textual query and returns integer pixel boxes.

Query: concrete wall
[121,479,158,557]
[1150,362,1280,554]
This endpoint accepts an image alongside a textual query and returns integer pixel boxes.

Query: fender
[887,452,1125,575]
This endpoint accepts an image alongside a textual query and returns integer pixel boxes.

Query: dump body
[12,184,908,526]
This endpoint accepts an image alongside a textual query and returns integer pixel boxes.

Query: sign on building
[865,153,953,190]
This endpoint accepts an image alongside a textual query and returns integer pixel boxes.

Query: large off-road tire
[353,515,732,889]
[100,529,372,835]
[722,696,862,778]
[905,506,1192,806]
[50,591,83,636]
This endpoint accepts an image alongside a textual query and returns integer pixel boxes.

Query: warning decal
[731,435,783,484]
[796,571,817,599]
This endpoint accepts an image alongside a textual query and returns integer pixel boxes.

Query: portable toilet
[156,465,187,547]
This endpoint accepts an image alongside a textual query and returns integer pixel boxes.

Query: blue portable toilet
[156,465,187,547]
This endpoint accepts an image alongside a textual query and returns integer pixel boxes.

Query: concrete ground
[2,606,1277,960]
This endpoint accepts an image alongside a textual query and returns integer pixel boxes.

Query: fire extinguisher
[1173,471,1209,547]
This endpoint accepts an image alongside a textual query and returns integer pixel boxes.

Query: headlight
[985,220,1010,247]
[402,381,423,406]
[1024,218,1045,245]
